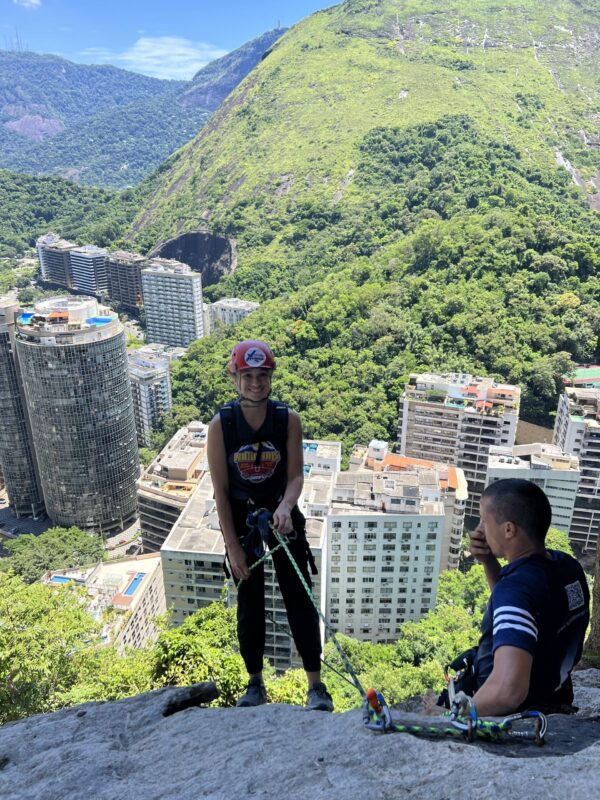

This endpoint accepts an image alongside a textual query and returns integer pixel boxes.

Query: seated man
[444,478,589,716]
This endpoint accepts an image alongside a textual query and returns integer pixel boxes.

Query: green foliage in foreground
[2,526,105,584]
[0,564,486,722]
[0,526,586,722]
[0,572,100,723]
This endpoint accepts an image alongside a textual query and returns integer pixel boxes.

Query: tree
[1,526,105,584]
[586,548,600,665]
[150,601,247,706]
[139,447,158,467]
[0,573,100,722]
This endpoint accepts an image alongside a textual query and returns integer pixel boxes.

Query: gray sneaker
[306,682,334,712]
[236,677,267,707]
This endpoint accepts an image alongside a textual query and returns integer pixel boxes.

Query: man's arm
[472,646,532,716]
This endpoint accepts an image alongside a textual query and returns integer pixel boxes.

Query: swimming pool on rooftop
[85,317,112,326]
[124,572,145,597]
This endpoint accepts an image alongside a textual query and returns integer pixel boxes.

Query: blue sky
[1,0,337,80]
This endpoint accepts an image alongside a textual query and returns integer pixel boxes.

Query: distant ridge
[0,28,286,189]
[182,28,287,111]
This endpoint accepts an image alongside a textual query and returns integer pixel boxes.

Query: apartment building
[554,388,600,551]
[302,439,342,477]
[486,444,580,535]
[351,441,467,571]
[161,469,328,672]
[44,553,166,651]
[14,296,139,532]
[128,346,173,448]
[137,421,209,552]
[69,245,109,296]
[141,260,204,347]
[204,297,260,334]
[36,233,75,288]
[0,298,45,517]
[397,372,520,517]
[107,251,147,309]
[326,440,466,643]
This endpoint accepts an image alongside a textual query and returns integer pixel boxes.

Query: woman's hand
[228,541,251,580]
[272,501,293,534]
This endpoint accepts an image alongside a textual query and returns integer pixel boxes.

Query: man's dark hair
[481,478,551,544]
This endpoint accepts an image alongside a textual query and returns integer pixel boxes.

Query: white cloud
[79,36,228,80]
[12,0,42,9]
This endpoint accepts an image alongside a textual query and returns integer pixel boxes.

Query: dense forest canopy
[156,115,600,454]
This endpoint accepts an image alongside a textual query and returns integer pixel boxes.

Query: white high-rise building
[326,440,466,643]
[397,372,520,517]
[128,345,173,448]
[554,388,600,552]
[36,233,76,287]
[141,259,204,347]
[486,444,580,535]
[70,245,109,296]
[205,297,260,333]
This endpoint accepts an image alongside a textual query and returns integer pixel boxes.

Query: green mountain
[0,30,285,189]
[132,0,600,246]
[130,0,600,451]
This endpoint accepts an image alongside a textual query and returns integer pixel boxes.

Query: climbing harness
[243,509,548,746]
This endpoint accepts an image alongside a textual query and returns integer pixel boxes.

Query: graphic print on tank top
[233,440,281,483]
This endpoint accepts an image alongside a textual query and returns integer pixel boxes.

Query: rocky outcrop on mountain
[4,114,65,142]
[182,28,287,110]
[1,671,598,800]
[150,230,237,286]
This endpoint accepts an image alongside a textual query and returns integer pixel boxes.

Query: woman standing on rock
[207,339,333,711]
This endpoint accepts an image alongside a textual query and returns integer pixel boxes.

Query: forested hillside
[0,29,284,188]
[0,169,142,255]
[129,0,600,450]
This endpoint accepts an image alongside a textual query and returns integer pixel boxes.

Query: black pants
[232,504,322,674]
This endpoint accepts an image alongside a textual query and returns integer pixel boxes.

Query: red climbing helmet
[228,340,276,374]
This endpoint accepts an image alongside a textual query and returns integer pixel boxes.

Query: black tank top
[219,399,289,508]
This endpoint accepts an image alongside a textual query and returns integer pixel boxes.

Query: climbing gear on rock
[236,676,267,707]
[363,688,547,745]
[306,682,334,712]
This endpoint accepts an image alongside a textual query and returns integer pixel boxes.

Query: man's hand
[451,690,474,719]
[228,541,251,580]
[272,501,293,534]
[469,521,492,562]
